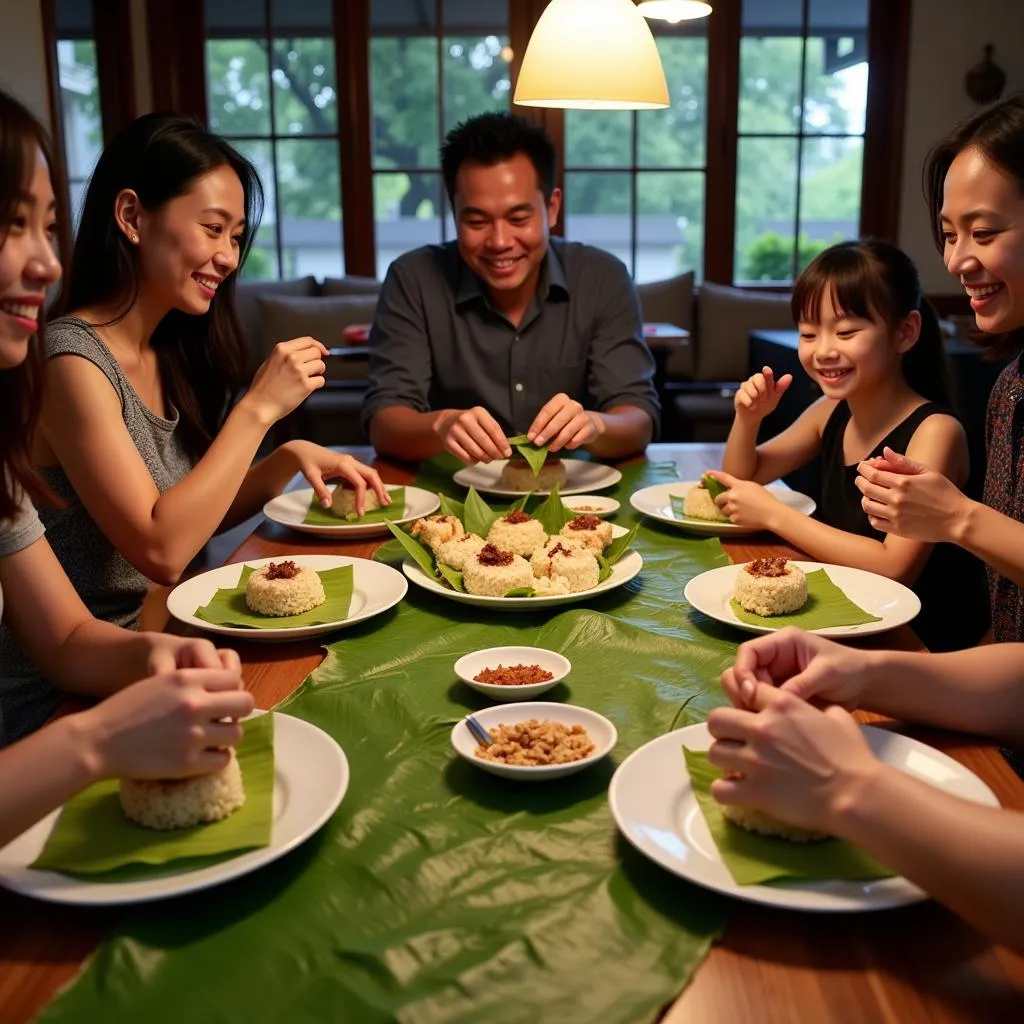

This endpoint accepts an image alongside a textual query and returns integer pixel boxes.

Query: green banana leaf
[506,433,550,475]
[31,713,275,877]
[463,485,501,537]
[194,564,354,628]
[683,748,893,885]
[701,474,728,500]
[532,483,573,535]
[40,458,744,1024]
[302,487,406,526]
[730,568,882,629]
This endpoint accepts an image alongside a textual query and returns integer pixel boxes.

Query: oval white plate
[454,646,571,701]
[452,701,617,780]
[401,524,642,611]
[453,459,622,497]
[0,712,348,906]
[561,494,620,518]
[167,554,407,641]
[684,560,921,638]
[630,481,816,536]
[609,721,998,912]
[262,483,439,538]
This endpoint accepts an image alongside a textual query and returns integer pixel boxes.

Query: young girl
[0,115,386,697]
[714,239,988,652]
[855,94,1024,645]
[0,86,252,837]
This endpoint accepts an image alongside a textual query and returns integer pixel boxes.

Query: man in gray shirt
[363,113,659,464]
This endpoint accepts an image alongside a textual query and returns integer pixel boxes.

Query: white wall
[0,1,50,129]
[898,0,1024,294]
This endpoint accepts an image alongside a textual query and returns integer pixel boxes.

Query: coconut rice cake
[487,509,547,555]
[463,543,533,597]
[411,514,465,551]
[733,558,807,616]
[498,458,567,492]
[558,513,612,552]
[245,560,326,616]
[683,482,730,522]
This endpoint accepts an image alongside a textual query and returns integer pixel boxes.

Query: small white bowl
[561,494,620,518]
[454,646,571,702]
[451,701,618,781]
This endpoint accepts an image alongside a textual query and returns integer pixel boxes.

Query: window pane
[232,139,279,280]
[56,40,102,223]
[636,172,704,284]
[802,0,869,136]
[564,171,633,274]
[735,136,798,283]
[798,135,862,268]
[639,32,707,168]
[565,110,632,168]
[370,36,439,168]
[272,37,338,135]
[442,34,512,135]
[739,0,805,136]
[277,138,343,277]
[375,172,442,279]
[206,39,272,136]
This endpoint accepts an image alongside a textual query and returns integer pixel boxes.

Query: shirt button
[514,382,524,392]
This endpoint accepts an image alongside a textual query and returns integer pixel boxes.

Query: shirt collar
[454,242,570,308]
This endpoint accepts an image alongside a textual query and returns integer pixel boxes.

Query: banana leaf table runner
[41,458,746,1024]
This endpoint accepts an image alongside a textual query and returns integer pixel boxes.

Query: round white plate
[262,483,440,538]
[454,646,571,701]
[401,524,642,611]
[684,560,921,638]
[452,701,617,780]
[0,712,349,906]
[609,721,998,912]
[453,459,622,496]
[167,554,407,641]
[630,481,816,536]
[561,494,620,518]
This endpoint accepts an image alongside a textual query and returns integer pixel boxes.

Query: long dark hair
[924,94,1024,360]
[58,113,263,458]
[0,89,59,520]
[792,239,955,409]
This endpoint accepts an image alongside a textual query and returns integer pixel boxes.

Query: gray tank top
[0,317,194,745]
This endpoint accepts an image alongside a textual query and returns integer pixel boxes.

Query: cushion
[321,275,382,297]
[696,282,794,381]
[636,271,696,379]
[234,276,317,376]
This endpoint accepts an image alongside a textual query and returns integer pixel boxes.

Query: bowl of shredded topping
[454,646,570,701]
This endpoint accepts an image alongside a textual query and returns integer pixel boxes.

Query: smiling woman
[0,114,388,709]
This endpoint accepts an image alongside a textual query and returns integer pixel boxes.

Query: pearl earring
[129,233,138,243]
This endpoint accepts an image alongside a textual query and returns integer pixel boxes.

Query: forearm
[144,398,270,581]
[835,764,1024,952]
[586,406,653,460]
[369,406,449,462]
[952,500,1024,587]
[46,621,160,698]
[221,442,303,530]
[0,715,98,846]
[857,645,1024,745]
[769,505,918,582]
[722,419,761,479]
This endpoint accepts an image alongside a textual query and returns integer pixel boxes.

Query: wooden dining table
[2,442,1023,1023]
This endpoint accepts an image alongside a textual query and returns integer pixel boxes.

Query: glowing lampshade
[514,0,670,110]
[637,1,713,22]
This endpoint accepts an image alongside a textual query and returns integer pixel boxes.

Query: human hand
[282,441,389,514]
[734,366,793,423]
[78,667,255,782]
[704,470,782,532]
[855,446,970,543]
[146,635,242,675]
[721,627,871,711]
[707,682,881,836]
[433,406,511,464]
[244,337,329,425]
[528,393,605,453]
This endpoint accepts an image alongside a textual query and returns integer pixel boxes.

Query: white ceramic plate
[630,481,816,536]
[401,524,642,611]
[684,560,921,638]
[609,721,999,912]
[167,554,407,641]
[453,459,622,496]
[561,494,620,518]
[454,646,571,701]
[451,701,617,780]
[262,483,440,538]
[0,712,349,906]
